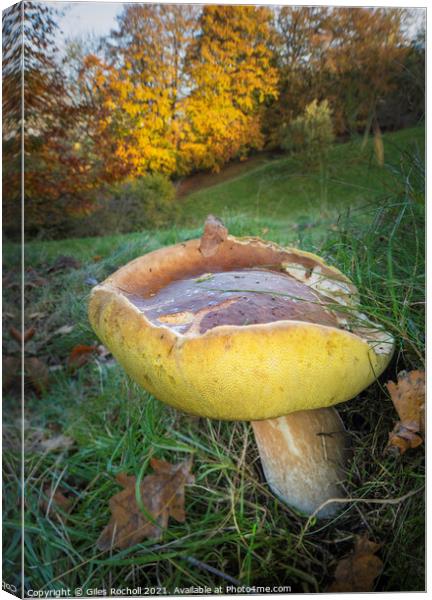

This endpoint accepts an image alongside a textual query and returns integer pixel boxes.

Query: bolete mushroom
[89,216,394,517]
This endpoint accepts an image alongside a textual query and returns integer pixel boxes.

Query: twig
[183,555,242,586]
[296,486,424,548]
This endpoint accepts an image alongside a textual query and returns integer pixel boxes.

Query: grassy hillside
[3,126,425,594]
[179,126,424,228]
[9,125,423,264]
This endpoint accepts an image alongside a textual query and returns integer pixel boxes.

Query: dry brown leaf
[26,357,50,394]
[386,370,425,455]
[97,457,194,551]
[9,326,22,344]
[41,485,73,520]
[328,534,383,592]
[68,344,99,370]
[23,327,37,343]
[9,326,36,345]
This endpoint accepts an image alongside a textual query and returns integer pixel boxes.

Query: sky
[56,2,122,46]
[47,1,426,50]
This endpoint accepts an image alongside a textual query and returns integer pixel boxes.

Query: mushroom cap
[88,219,394,420]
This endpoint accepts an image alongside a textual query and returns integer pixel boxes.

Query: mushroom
[89,216,394,517]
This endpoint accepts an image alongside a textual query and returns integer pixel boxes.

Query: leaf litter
[68,344,100,370]
[386,369,425,455]
[328,534,383,592]
[97,457,194,551]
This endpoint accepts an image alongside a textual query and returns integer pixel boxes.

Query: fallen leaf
[24,327,36,343]
[328,534,383,592]
[68,344,99,370]
[97,457,194,551]
[9,326,36,345]
[92,255,103,262]
[41,485,73,520]
[386,370,425,455]
[25,357,49,394]
[9,326,22,344]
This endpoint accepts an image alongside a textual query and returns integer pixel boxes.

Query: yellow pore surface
[89,286,391,421]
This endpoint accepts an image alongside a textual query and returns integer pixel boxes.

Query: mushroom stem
[251,407,348,518]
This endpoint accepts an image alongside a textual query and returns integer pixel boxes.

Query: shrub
[69,173,178,237]
[281,99,335,165]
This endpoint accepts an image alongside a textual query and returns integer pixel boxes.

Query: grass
[3,126,425,595]
[177,126,425,230]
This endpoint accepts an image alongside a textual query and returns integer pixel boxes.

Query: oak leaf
[68,344,99,370]
[328,534,383,592]
[386,370,425,455]
[97,458,194,551]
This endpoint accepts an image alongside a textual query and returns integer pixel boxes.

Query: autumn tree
[322,8,408,136]
[90,4,199,177]
[55,35,124,205]
[3,2,22,237]
[3,1,71,235]
[183,5,278,172]
[268,7,408,144]
[266,6,329,144]
[3,2,104,235]
[376,27,425,130]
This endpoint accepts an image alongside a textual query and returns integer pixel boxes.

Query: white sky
[53,2,425,47]
[1,1,426,51]
[56,1,122,46]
